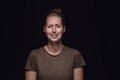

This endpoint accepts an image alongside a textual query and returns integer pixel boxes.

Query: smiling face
[44,16,65,43]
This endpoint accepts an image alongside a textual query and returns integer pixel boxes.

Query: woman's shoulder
[29,46,44,55]
[64,45,81,55]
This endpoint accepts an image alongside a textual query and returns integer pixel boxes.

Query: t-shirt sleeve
[73,50,86,69]
[25,50,37,72]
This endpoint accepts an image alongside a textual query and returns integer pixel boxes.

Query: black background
[1,0,116,80]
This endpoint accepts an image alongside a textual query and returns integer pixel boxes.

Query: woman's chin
[49,38,61,43]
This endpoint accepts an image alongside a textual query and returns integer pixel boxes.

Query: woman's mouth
[50,34,58,38]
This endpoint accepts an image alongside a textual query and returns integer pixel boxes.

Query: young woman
[25,8,86,80]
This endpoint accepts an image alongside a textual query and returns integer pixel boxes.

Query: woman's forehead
[47,16,61,20]
[46,16,62,24]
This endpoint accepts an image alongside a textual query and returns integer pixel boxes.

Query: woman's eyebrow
[55,24,62,26]
[47,24,53,26]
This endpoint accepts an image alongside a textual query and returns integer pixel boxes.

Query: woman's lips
[50,34,58,38]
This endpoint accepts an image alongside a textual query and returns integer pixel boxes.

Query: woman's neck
[45,41,64,55]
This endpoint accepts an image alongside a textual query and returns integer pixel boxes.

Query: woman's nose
[52,27,56,33]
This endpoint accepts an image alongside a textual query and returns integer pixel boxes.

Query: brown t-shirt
[25,46,86,80]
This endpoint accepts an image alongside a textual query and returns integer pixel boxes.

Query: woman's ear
[43,26,46,33]
[63,26,66,33]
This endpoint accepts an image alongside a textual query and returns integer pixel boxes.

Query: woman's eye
[47,26,51,28]
[56,26,61,28]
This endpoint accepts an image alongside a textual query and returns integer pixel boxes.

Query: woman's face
[44,16,65,43]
